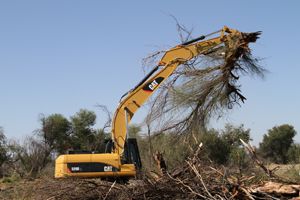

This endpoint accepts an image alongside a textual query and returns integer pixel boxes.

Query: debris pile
[2,151,299,200]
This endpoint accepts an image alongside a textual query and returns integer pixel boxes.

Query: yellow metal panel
[55,153,135,178]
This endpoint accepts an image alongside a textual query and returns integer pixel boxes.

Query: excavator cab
[105,138,142,169]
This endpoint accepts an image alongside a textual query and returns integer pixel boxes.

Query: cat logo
[148,80,159,91]
[143,77,164,92]
[71,167,80,172]
[104,166,113,172]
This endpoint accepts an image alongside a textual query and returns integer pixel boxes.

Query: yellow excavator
[55,26,247,178]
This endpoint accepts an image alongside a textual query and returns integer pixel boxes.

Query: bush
[138,133,191,172]
[8,137,51,178]
[137,124,253,171]
[200,130,231,165]
[259,124,297,164]
[0,127,8,177]
[287,144,300,164]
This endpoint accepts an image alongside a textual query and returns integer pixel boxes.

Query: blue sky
[0,1,299,145]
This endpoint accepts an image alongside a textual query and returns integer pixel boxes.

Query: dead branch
[166,172,208,199]
[240,139,273,177]
[187,160,216,199]
[103,181,116,200]
[96,104,112,131]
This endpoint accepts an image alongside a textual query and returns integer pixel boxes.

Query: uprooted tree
[144,25,265,137]
[132,24,266,176]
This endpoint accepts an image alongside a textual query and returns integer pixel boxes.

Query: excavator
[55,26,249,178]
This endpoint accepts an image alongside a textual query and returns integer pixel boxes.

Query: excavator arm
[112,26,238,155]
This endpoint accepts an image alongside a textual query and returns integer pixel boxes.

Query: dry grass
[269,163,300,182]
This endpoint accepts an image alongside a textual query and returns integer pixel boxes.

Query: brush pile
[2,143,299,200]
[2,153,299,200]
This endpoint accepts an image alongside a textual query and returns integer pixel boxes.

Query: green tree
[90,129,110,153]
[70,109,97,150]
[259,124,297,164]
[128,124,141,138]
[287,144,300,164]
[221,124,251,147]
[0,127,7,164]
[221,124,251,169]
[191,124,252,166]
[0,127,8,177]
[201,129,231,165]
[40,114,71,154]
[39,109,108,153]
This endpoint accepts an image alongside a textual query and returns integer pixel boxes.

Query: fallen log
[250,182,300,199]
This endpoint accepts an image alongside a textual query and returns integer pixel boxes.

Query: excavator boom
[111,26,236,155]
